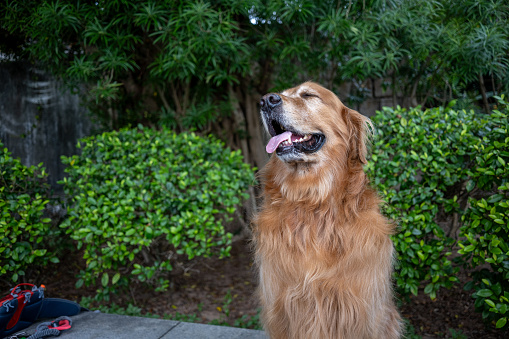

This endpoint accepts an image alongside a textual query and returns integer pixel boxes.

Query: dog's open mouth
[266,120,325,155]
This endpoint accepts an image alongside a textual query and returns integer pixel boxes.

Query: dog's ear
[342,107,371,165]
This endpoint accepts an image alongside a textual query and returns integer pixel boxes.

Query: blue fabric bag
[0,283,85,338]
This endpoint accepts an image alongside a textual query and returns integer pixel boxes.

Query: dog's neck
[262,156,370,220]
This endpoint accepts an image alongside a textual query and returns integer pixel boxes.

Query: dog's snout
[260,93,282,110]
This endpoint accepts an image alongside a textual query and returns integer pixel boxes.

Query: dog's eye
[301,92,318,99]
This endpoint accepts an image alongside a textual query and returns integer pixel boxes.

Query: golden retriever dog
[253,82,402,339]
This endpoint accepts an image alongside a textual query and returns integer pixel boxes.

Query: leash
[7,316,72,339]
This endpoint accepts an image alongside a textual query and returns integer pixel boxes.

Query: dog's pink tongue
[266,131,292,154]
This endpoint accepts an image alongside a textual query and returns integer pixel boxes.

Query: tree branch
[479,73,490,114]
[346,0,353,18]
[156,84,171,111]
[169,82,183,131]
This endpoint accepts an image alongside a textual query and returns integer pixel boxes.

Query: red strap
[10,283,36,294]
[51,319,71,331]
[6,297,27,329]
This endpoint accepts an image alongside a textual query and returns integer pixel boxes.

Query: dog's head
[260,82,371,170]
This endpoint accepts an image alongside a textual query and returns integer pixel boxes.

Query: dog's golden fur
[253,82,402,338]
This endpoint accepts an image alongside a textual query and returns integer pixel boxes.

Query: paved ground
[20,311,268,339]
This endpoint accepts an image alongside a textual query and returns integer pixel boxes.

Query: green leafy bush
[368,96,509,329]
[459,96,509,329]
[0,142,59,282]
[60,126,254,298]
[367,103,480,298]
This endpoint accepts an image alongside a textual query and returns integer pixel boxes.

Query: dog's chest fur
[253,167,400,339]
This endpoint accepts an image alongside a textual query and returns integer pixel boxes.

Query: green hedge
[367,102,469,298]
[458,97,509,329]
[368,96,509,329]
[60,126,254,298]
[0,142,59,282]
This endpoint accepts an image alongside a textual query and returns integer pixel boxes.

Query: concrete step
[21,311,268,339]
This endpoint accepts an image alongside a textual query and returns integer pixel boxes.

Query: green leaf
[464,245,476,252]
[75,279,84,289]
[496,317,507,328]
[477,289,493,298]
[466,180,475,192]
[102,273,109,287]
[112,273,121,285]
[34,249,47,257]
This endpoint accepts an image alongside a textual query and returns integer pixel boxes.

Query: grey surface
[160,321,268,339]
[21,311,267,339]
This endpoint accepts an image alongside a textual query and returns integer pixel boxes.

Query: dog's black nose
[260,93,282,110]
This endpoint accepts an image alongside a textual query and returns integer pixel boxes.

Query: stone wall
[0,62,92,192]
